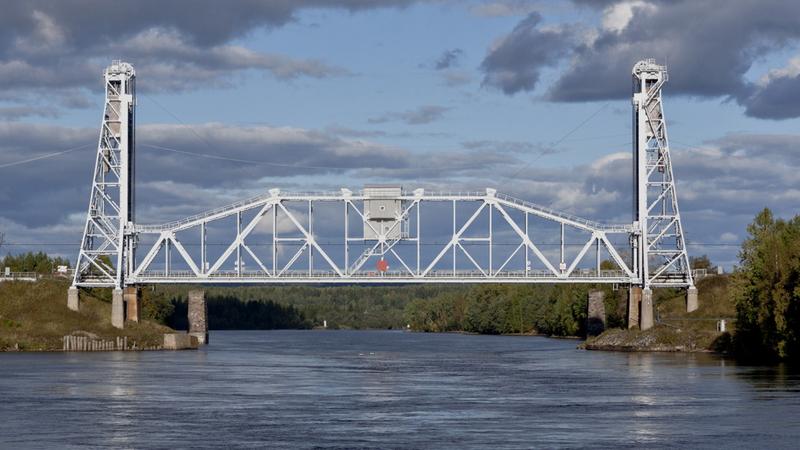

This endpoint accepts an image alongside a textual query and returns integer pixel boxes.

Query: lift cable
[0,143,93,169]
[502,103,610,183]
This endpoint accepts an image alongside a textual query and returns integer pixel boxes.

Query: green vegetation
[733,208,800,362]
[0,279,170,351]
[586,275,736,352]
[135,283,623,338]
[1,251,70,274]
[404,284,627,337]
[140,284,463,330]
[169,296,308,330]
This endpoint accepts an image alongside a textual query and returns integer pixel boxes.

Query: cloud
[741,64,800,119]
[368,105,451,125]
[0,120,519,228]
[481,0,800,119]
[435,49,464,70]
[480,12,575,95]
[441,70,473,87]
[461,139,549,155]
[2,118,797,268]
[0,106,59,121]
[0,1,424,110]
[470,0,541,17]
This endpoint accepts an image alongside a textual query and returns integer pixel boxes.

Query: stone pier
[586,290,606,337]
[628,287,642,329]
[124,286,140,323]
[640,288,654,331]
[686,286,698,313]
[112,288,124,329]
[67,286,80,311]
[188,290,208,345]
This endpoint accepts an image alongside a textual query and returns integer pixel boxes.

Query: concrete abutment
[112,288,124,329]
[67,286,80,311]
[627,287,641,329]
[640,288,654,331]
[686,286,698,313]
[587,290,606,336]
[124,286,140,323]
[188,290,208,345]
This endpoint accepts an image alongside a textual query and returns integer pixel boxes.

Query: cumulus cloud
[1,118,796,267]
[481,0,800,119]
[0,1,424,109]
[480,12,575,95]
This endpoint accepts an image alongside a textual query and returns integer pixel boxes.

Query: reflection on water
[1,330,799,449]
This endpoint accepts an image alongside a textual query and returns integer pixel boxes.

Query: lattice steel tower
[71,61,136,293]
[632,60,695,298]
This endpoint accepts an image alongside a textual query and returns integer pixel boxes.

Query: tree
[733,208,800,361]
[1,251,70,274]
[690,255,713,270]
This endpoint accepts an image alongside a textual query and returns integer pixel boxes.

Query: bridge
[67,59,696,333]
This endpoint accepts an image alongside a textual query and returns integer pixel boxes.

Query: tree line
[1,252,70,274]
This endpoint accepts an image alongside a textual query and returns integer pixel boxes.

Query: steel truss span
[71,59,694,291]
[124,188,637,285]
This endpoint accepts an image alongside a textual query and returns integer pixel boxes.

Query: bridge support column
[112,288,124,329]
[124,286,140,323]
[587,290,606,337]
[640,288,654,331]
[686,286,698,313]
[67,286,80,312]
[628,287,641,329]
[188,290,208,345]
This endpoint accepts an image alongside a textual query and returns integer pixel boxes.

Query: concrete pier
[640,288,654,331]
[124,286,140,323]
[628,287,642,329]
[686,286,698,313]
[67,286,80,311]
[586,290,606,336]
[163,333,199,350]
[112,288,124,329]
[188,290,208,344]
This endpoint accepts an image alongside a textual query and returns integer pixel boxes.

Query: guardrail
[132,269,629,280]
[0,271,74,282]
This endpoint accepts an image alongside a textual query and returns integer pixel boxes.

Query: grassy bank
[584,275,735,352]
[0,279,172,351]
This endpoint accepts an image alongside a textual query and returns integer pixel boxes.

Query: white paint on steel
[72,60,693,290]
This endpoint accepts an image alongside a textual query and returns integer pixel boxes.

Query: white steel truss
[632,60,693,289]
[73,61,136,288]
[126,188,637,284]
[71,59,694,290]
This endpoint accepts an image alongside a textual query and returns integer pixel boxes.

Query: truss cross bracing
[71,60,693,291]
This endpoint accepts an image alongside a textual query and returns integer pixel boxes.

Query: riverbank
[583,275,734,353]
[0,279,173,351]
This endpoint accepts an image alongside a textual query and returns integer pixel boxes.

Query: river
[1,330,799,449]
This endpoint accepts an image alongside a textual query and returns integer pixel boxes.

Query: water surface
[1,330,799,448]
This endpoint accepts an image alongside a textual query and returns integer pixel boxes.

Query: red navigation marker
[376,260,389,272]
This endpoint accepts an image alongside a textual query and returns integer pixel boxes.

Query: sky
[0,0,799,269]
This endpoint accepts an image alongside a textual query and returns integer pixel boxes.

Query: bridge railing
[132,269,629,280]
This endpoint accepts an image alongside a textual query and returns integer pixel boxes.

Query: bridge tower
[68,61,137,327]
[632,59,696,326]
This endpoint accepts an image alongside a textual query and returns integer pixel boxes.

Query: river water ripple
[1,330,799,449]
